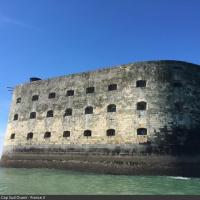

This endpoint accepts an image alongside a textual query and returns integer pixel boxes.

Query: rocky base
[1,153,200,177]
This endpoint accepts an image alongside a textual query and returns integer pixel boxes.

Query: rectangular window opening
[86,87,95,94]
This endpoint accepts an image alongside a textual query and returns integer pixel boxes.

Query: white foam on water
[168,176,191,180]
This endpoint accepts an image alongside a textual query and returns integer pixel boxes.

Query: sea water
[0,167,200,195]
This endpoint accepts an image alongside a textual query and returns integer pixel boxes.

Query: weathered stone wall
[2,60,200,155]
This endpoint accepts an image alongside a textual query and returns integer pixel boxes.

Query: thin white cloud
[0,14,41,31]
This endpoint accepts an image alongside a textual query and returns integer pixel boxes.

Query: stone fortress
[1,60,200,177]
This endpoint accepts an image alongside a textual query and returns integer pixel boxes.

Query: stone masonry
[1,60,200,177]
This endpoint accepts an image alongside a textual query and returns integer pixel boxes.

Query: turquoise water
[0,167,200,195]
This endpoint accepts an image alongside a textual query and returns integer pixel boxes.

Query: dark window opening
[86,87,95,94]
[84,130,92,137]
[108,84,117,91]
[175,102,183,112]
[16,98,21,103]
[64,108,72,116]
[107,104,116,112]
[63,131,70,138]
[173,81,182,87]
[27,132,33,140]
[47,110,53,117]
[66,90,74,96]
[44,132,51,138]
[48,92,56,99]
[10,133,15,139]
[85,106,93,114]
[137,128,147,135]
[137,101,147,110]
[106,129,115,136]
[14,114,18,121]
[30,112,36,119]
[32,95,39,101]
[172,127,184,135]
[136,80,146,87]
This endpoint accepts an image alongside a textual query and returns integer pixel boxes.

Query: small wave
[168,176,190,180]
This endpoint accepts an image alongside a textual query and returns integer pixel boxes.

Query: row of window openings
[10,128,148,140]
[13,102,147,120]
[16,81,147,103]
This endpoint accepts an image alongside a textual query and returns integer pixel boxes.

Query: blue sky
[0,0,200,156]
